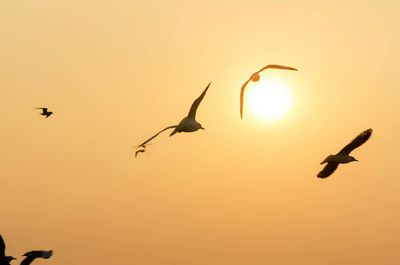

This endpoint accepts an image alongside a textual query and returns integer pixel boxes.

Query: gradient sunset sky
[1,1,400,265]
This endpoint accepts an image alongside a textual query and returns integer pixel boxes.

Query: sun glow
[246,78,292,121]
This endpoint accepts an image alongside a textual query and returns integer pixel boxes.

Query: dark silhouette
[136,82,211,148]
[20,251,52,265]
[240,64,297,118]
[0,234,15,265]
[35,108,53,118]
[318,129,373,178]
[135,149,145,158]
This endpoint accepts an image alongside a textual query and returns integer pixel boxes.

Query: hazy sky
[1,1,400,265]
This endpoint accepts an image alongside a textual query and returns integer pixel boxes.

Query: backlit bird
[35,108,53,118]
[240,64,297,118]
[136,82,211,148]
[317,129,373,179]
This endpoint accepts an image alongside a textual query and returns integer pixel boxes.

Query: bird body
[170,117,204,136]
[0,234,15,265]
[317,129,372,178]
[21,250,53,265]
[320,154,357,164]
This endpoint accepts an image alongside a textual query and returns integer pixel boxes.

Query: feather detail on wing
[338,129,373,155]
[258,64,298,72]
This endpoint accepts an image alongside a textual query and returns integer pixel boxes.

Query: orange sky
[1,1,400,265]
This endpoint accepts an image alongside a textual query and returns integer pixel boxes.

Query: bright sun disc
[247,78,292,121]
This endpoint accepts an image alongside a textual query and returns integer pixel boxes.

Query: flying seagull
[20,250,53,265]
[317,129,373,179]
[35,108,53,118]
[136,82,211,148]
[240,64,297,118]
[0,234,15,265]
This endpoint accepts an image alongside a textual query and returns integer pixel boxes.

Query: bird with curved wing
[20,251,52,265]
[240,64,297,118]
[135,82,211,149]
[318,128,373,178]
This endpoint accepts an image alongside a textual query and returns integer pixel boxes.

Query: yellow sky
[1,0,400,265]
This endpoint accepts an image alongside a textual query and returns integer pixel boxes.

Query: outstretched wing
[338,129,373,155]
[239,78,251,119]
[240,64,297,119]
[317,162,339,178]
[187,82,211,120]
[258,64,298,72]
[21,250,52,265]
[0,234,5,258]
[136,125,178,148]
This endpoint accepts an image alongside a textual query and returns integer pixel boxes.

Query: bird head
[350,156,358,162]
[250,72,260,82]
[5,256,16,262]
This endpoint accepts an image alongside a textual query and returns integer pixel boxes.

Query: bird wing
[135,150,145,158]
[187,82,211,120]
[21,255,36,265]
[0,234,5,258]
[317,162,339,178]
[239,78,251,119]
[338,129,373,155]
[136,125,178,148]
[258,64,298,72]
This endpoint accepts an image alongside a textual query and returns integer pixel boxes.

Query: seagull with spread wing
[136,82,211,148]
[0,234,15,265]
[317,129,373,179]
[35,108,53,118]
[20,250,52,265]
[240,64,297,118]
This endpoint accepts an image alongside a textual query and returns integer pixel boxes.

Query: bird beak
[200,126,205,130]
[354,159,359,162]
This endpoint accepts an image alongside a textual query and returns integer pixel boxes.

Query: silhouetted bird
[35,108,53,118]
[20,250,52,265]
[240,64,297,118]
[318,129,373,179]
[136,82,211,147]
[135,149,145,158]
[0,234,15,265]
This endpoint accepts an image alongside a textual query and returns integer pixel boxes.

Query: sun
[246,78,292,121]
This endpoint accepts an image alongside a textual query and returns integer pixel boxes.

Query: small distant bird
[20,250,52,265]
[317,129,373,179]
[0,234,15,265]
[135,149,145,158]
[136,82,211,147]
[35,108,53,118]
[240,64,297,118]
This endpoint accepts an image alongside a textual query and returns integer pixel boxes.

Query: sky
[1,0,400,265]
